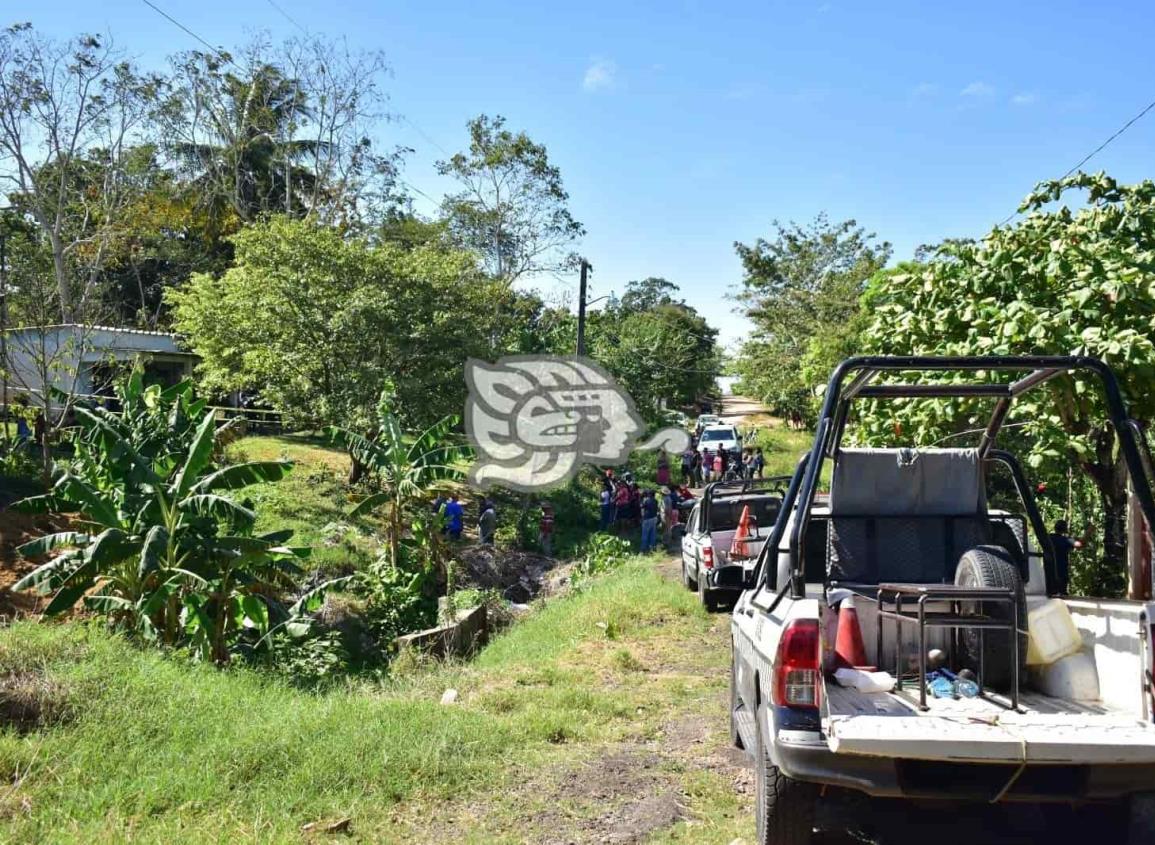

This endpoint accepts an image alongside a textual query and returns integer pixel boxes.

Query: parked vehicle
[681,477,788,610]
[695,413,722,436]
[698,424,741,453]
[731,356,1155,844]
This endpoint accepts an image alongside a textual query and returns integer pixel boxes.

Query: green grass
[0,557,750,843]
[742,417,831,487]
[224,432,381,573]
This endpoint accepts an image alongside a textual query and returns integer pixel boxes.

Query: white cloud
[582,57,617,92]
[960,81,995,98]
[1011,92,1038,106]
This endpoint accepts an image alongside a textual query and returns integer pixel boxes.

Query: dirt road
[716,393,772,428]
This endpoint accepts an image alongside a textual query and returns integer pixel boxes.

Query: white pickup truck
[680,478,788,610]
[731,356,1155,844]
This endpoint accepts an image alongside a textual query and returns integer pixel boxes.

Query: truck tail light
[773,619,821,710]
[702,546,714,569]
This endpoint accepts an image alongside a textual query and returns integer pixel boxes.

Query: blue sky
[28,0,1155,347]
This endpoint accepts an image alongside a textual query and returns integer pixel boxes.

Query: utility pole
[576,258,590,356]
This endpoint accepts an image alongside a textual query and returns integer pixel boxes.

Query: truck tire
[698,572,717,611]
[683,557,697,591]
[1127,792,1155,844]
[730,646,742,749]
[954,545,1027,691]
[755,739,817,845]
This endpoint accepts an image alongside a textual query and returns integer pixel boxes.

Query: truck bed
[824,683,1155,764]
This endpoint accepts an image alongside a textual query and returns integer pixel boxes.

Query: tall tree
[860,172,1155,579]
[733,215,891,422]
[160,35,400,228]
[618,276,681,314]
[437,114,584,285]
[588,280,720,420]
[167,217,507,435]
[0,24,159,321]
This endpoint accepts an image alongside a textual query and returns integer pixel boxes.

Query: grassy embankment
[0,555,752,843]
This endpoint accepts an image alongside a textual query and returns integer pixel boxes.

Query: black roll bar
[752,454,810,596]
[987,449,1059,591]
[701,474,792,531]
[780,356,1155,600]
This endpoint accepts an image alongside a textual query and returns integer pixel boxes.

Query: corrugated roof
[2,323,179,338]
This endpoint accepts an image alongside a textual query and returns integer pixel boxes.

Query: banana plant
[14,384,304,664]
[329,387,471,568]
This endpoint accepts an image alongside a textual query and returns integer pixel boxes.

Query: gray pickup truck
[680,477,788,611]
[730,356,1155,844]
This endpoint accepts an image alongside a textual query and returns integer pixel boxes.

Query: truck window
[707,497,780,532]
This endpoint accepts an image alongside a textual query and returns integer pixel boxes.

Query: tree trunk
[48,231,72,322]
[348,453,367,485]
[1101,462,1129,572]
[1081,428,1129,569]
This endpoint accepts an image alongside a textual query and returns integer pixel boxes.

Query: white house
[3,324,197,408]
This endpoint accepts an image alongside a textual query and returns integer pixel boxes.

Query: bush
[572,535,632,589]
[12,369,313,665]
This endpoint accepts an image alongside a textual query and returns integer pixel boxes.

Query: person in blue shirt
[444,494,464,541]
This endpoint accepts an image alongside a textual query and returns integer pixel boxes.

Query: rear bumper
[705,564,747,592]
[773,729,1155,802]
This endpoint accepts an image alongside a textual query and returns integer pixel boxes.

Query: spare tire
[954,545,1027,692]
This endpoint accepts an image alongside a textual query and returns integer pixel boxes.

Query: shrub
[572,535,632,589]
[11,369,324,665]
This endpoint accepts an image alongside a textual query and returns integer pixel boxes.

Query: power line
[396,177,439,205]
[139,0,225,56]
[400,115,451,157]
[1058,98,1155,181]
[999,95,1155,226]
[264,0,308,34]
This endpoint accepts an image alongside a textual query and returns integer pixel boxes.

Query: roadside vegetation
[733,174,1155,595]
[0,556,752,844]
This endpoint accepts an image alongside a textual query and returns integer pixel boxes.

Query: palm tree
[167,57,327,222]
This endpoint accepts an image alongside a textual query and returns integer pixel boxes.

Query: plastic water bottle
[955,678,980,698]
[928,675,955,699]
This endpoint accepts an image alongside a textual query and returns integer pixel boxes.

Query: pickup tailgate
[824,684,1155,765]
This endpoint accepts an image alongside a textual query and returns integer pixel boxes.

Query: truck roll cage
[752,356,1155,602]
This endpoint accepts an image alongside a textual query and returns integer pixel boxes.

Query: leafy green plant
[12,370,308,664]
[330,385,471,569]
[859,173,1155,582]
[572,535,632,589]
[360,550,436,645]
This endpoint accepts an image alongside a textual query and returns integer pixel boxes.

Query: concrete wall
[393,604,489,660]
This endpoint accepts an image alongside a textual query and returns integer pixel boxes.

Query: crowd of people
[598,467,696,553]
[676,443,765,485]
[425,419,769,559]
[596,426,771,552]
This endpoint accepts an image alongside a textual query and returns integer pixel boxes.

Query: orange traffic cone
[730,504,752,559]
[834,596,870,669]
